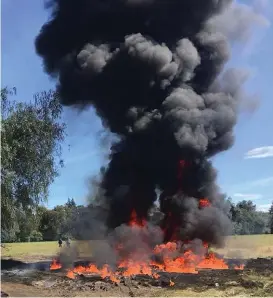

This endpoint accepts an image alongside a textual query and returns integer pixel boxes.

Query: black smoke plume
[35,0,265,247]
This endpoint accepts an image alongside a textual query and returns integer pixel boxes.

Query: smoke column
[36,0,265,247]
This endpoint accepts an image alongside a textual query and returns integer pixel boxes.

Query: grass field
[1,240,94,261]
[2,234,273,261]
[218,234,273,259]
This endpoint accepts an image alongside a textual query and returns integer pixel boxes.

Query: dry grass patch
[216,234,273,259]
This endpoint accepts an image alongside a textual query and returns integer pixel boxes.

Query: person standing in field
[58,238,62,248]
[66,238,70,248]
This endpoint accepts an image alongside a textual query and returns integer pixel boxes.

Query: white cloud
[234,193,263,200]
[244,146,273,159]
[256,203,271,212]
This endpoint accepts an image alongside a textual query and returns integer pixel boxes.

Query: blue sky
[2,0,273,212]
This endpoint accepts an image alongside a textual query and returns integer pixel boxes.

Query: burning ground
[50,207,245,283]
[1,257,273,297]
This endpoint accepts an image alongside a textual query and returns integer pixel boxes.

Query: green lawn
[1,240,102,260]
[1,235,273,261]
[1,241,59,259]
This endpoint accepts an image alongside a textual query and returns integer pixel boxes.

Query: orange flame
[50,259,61,270]
[199,198,211,208]
[65,263,120,283]
[66,270,76,279]
[129,209,146,227]
[234,264,245,270]
[169,280,175,286]
[119,260,152,276]
[197,252,229,270]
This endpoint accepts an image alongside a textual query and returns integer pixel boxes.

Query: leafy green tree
[1,87,66,241]
[38,202,75,241]
[236,200,256,212]
[39,209,60,241]
[29,230,43,242]
[231,200,267,235]
[269,202,273,234]
[66,198,76,209]
[53,199,78,240]
[256,211,270,234]
[16,207,37,242]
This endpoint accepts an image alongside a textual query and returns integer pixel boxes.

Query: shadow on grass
[1,258,51,271]
[1,258,97,272]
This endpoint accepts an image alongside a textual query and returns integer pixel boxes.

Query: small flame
[65,263,120,283]
[199,198,211,208]
[50,259,61,270]
[234,264,245,270]
[203,242,209,249]
[152,273,160,279]
[66,270,75,279]
[197,252,228,270]
[128,209,146,227]
[100,264,120,283]
[119,260,152,276]
[169,280,175,286]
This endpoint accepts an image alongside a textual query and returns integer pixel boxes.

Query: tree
[269,202,273,234]
[1,87,66,241]
[39,209,60,241]
[16,207,37,242]
[236,200,256,212]
[29,230,43,242]
[66,198,76,209]
[230,199,267,235]
[38,202,76,241]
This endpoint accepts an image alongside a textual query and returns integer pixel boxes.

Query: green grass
[1,241,59,259]
[2,235,273,260]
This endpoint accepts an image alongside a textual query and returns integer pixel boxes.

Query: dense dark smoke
[36,0,265,247]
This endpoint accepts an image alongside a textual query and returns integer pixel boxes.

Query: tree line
[1,88,273,243]
[2,196,273,243]
[229,199,272,235]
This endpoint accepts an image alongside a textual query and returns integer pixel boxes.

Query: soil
[1,258,273,297]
